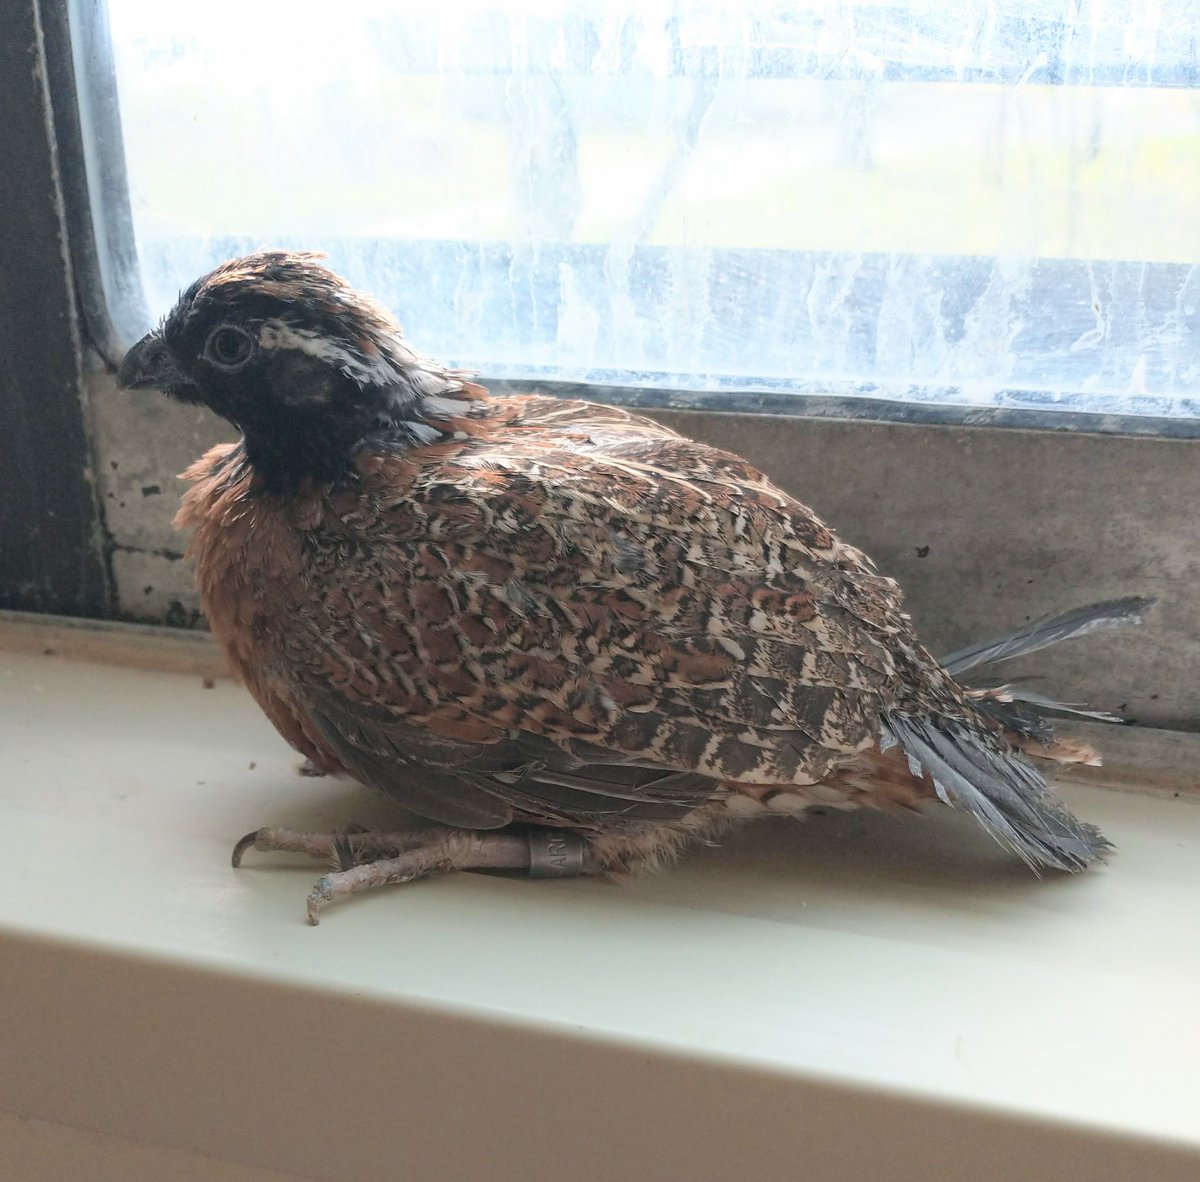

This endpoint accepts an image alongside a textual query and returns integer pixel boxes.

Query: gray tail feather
[883,713,1111,872]
[939,596,1156,678]
[976,689,1126,745]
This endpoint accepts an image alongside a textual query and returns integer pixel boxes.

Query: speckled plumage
[118,251,1140,919]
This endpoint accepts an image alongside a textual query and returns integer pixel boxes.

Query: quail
[117,251,1151,922]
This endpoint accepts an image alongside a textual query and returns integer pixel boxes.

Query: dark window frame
[0,0,111,616]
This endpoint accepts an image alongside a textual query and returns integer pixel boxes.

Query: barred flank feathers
[939,597,1157,678]
[883,713,1111,872]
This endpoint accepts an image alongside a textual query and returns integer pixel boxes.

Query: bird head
[117,250,473,486]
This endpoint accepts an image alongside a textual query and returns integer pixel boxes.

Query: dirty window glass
[104,1,1200,416]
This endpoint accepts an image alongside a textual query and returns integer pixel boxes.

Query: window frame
[0,0,110,618]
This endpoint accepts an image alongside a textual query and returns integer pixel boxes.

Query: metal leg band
[527,830,586,878]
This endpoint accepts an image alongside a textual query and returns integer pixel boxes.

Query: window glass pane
[105,1,1200,415]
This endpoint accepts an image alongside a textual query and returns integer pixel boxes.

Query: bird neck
[239,390,476,493]
[241,416,352,493]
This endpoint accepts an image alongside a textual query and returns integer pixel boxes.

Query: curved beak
[117,332,185,392]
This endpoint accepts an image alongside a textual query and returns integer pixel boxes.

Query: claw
[231,829,261,868]
[229,825,412,869]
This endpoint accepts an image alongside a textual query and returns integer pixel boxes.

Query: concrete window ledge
[1,614,1198,1182]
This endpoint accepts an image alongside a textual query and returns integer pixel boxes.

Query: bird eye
[205,326,254,369]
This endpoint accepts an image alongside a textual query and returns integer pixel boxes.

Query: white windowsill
[2,614,1198,1182]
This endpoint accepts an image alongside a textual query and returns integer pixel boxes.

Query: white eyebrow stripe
[255,317,470,409]
[257,318,406,387]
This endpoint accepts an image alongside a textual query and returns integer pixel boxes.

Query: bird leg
[232,825,591,924]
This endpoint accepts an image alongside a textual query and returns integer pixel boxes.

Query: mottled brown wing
[303,683,718,828]
[281,422,921,825]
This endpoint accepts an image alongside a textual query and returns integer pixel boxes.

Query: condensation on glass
[105,1,1199,416]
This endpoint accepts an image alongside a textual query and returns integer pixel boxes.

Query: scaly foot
[232,825,589,923]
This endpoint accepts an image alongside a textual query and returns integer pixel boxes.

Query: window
[6,0,1200,693]
[100,0,1200,417]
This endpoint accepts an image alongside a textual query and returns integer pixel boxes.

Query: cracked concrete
[89,363,236,625]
